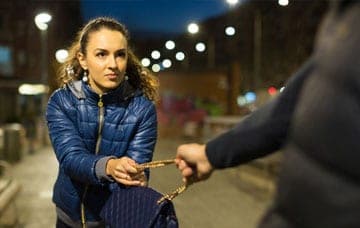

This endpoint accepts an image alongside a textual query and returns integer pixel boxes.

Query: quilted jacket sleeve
[127,99,157,167]
[46,90,105,185]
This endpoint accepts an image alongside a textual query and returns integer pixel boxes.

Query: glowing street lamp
[141,58,151,67]
[226,0,239,7]
[151,64,161,73]
[195,42,206,52]
[165,40,175,50]
[278,0,289,6]
[151,50,161,59]
[175,52,185,61]
[34,12,52,30]
[225,26,236,36]
[34,11,52,88]
[187,21,215,67]
[55,49,68,63]
[187,23,199,34]
[162,59,172,68]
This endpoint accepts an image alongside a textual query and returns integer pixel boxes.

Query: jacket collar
[67,80,141,104]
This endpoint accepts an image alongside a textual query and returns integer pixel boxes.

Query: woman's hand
[106,157,147,186]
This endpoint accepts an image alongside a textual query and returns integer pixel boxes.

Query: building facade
[0,0,82,124]
[134,0,328,115]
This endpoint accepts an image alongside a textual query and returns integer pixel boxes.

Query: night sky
[81,0,232,37]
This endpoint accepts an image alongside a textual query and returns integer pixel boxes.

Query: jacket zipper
[81,94,105,228]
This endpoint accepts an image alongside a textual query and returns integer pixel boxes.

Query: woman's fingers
[114,157,138,173]
[117,178,141,186]
[107,157,150,186]
[113,165,148,186]
[113,170,141,185]
[113,171,129,180]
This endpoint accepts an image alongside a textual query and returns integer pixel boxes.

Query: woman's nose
[108,56,117,68]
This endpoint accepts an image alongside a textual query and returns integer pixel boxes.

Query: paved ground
[8,138,272,228]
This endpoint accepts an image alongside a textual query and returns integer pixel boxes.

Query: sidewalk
[9,138,271,228]
[12,146,57,227]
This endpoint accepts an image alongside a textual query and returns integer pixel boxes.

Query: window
[0,45,13,76]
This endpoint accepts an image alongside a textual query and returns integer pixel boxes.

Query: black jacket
[206,1,360,227]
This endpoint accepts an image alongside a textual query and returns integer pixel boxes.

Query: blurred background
[0,0,329,227]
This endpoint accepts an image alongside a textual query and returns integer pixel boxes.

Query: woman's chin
[104,80,122,90]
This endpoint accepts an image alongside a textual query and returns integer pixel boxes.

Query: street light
[151,50,161,60]
[187,22,215,68]
[34,13,52,30]
[175,52,185,61]
[162,59,172,69]
[34,12,51,86]
[34,12,51,145]
[55,49,68,63]
[195,42,206,52]
[278,0,289,6]
[151,64,161,73]
[165,40,176,50]
[225,26,236,36]
[141,58,151,67]
[187,23,199,34]
[226,0,239,7]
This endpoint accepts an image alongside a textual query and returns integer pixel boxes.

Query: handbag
[100,159,191,228]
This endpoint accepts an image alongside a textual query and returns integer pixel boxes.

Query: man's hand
[175,143,214,184]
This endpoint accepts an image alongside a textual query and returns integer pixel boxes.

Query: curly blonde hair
[57,17,159,102]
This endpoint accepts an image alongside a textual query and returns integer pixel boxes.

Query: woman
[46,17,159,227]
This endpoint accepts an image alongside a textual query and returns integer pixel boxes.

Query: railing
[202,115,243,141]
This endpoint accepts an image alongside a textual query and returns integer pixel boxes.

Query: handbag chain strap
[136,159,192,204]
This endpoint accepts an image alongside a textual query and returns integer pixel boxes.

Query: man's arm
[206,57,315,168]
[176,57,315,182]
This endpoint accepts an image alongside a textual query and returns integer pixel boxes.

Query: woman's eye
[96,52,106,58]
[116,51,126,58]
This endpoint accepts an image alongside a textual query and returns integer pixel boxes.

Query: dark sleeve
[206,57,315,169]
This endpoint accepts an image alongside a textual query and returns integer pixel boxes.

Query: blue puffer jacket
[46,80,157,222]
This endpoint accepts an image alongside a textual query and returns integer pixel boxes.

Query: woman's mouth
[105,73,118,80]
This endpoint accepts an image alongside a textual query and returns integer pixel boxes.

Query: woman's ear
[77,52,87,70]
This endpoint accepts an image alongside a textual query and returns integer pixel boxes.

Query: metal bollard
[2,124,25,163]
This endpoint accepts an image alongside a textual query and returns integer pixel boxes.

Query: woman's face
[78,28,128,94]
